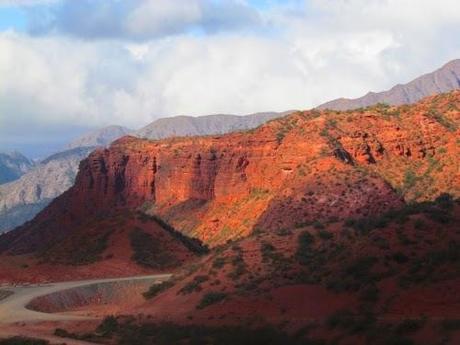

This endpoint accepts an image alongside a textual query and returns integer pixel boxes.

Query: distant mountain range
[318,59,460,110]
[135,111,293,139]
[0,151,34,184]
[0,125,132,233]
[67,125,131,149]
[1,58,459,233]
[0,147,95,232]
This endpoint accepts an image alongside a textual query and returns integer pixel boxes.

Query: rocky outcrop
[318,59,460,110]
[3,91,458,254]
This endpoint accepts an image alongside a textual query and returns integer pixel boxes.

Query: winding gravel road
[0,274,170,324]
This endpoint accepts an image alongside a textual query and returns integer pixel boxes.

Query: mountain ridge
[2,90,458,257]
[318,59,460,110]
[0,151,34,185]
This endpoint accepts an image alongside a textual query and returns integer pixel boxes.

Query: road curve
[0,274,171,324]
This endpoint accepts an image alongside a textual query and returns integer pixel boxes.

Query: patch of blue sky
[0,6,26,32]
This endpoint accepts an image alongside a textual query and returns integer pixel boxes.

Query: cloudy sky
[0,0,459,157]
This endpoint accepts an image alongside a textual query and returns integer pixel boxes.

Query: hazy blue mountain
[318,59,460,110]
[134,111,294,139]
[0,151,34,185]
[67,125,132,149]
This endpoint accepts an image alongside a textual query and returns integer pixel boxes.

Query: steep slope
[0,210,206,283]
[318,59,460,110]
[0,151,34,185]
[134,111,293,139]
[0,147,94,233]
[1,91,458,259]
[49,197,460,345]
[66,125,132,149]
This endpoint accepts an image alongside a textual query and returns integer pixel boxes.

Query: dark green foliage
[414,219,426,230]
[346,256,378,282]
[62,229,113,265]
[96,315,119,336]
[347,194,456,235]
[261,242,276,259]
[0,338,49,345]
[196,292,227,309]
[441,319,460,331]
[383,335,414,345]
[101,322,311,345]
[313,221,325,229]
[212,256,226,269]
[344,218,356,227]
[296,231,315,265]
[392,252,409,264]
[318,229,333,240]
[360,284,379,302]
[130,228,177,268]
[326,309,376,334]
[143,280,174,299]
[403,169,418,190]
[427,108,457,131]
[395,319,425,334]
[179,275,209,294]
[400,241,460,286]
[228,257,247,280]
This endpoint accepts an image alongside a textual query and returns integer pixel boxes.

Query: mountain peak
[66,125,132,150]
[318,58,460,110]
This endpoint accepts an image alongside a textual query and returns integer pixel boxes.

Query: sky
[0,0,459,158]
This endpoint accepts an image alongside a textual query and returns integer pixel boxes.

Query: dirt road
[0,274,170,344]
[0,274,170,324]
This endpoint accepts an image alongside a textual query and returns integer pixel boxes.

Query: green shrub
[392,252,409,264]
[384,335,414,345]
[212,257,226,269]
[318,229,333,240]
[313,221,325,229]
[96,315,118,336]
[414,219,426,230]
[441,319,460,331]
[112,322,309,345]
[296,231,316,265]
[130,228,177,268]
[196,292,227,309]
[179,275,209,295]
[395,319,425,334]
[143,280,174,299]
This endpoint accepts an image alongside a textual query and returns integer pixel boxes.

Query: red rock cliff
[2,92,459,252]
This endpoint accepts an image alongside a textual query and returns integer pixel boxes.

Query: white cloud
[0,0,459,146]
[26,0,262,40]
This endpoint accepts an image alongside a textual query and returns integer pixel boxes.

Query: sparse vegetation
[318,229,333,240]
[179,275,209,294]
[427,108,458,131]
[295,231,315,265]
[130,227,177,268]
[196,291,227,309]
[143,280,175,299]
[67,320,314,345]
